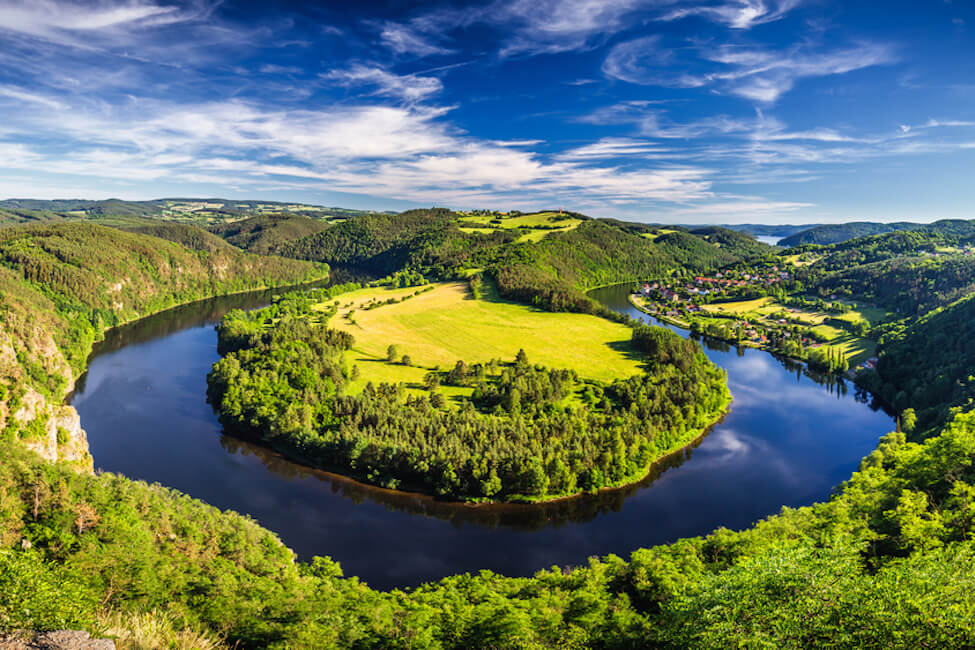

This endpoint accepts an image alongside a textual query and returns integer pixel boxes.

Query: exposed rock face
[21,402,92,471]
[0,631,115,650]
[0,324,93,473]
[7,387,92,472]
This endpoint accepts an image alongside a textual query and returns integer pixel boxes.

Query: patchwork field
[319,281,644,392]
[700,296,883,364]
[457,211,584,243]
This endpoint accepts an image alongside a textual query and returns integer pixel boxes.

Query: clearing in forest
[319,281,644,391]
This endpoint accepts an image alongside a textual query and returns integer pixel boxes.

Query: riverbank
[73,280,893,588]
[627,293,865,378]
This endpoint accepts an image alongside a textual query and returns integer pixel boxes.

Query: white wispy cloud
[323,64,444,103]
[0,0,217,48]
[491,0,652,56]
[0,93,715,206]
[378,0,806,62]
[658,0,802,29]
[557,138,672,159]
[603,37,897,103]
[0,84,66,109]
[376,21,455,57]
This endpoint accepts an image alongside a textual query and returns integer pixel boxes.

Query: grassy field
[701,297,774,315]
[320,282,645,391]
[699,296,880,364]
[782,253,820,267]
[640,228,678,241]
[457,211,584,243]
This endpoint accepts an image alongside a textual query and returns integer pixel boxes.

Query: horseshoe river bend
[68,283,893,590]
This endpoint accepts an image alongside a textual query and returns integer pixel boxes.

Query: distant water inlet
[71,283,893,590]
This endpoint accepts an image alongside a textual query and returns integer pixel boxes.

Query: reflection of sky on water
[71,284,895,590]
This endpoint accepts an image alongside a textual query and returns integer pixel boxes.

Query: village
[630,262,880,375]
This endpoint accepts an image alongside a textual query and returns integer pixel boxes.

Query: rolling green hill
[208,214,332,254]
[780,221,925,246]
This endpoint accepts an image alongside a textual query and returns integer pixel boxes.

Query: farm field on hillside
[698,296,883,364]
[457,211,584,242]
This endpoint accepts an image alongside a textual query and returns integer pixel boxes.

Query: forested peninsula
[207,288,730,502]
[4,208,975,647]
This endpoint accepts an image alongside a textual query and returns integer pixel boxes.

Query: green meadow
[320,281,644,392]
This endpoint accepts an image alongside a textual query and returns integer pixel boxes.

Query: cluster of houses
[639,267,792,307]
[634,267,831,350]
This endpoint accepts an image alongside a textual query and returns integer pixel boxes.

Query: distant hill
[120,221,239,253]
[208,214,332,254]
[708,223,822,239]
[0,198,378,226]
[780,221,925,247]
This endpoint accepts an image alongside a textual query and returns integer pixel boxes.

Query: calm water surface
[71,284,893,590]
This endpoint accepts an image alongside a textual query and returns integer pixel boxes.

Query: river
[69,283,893,590]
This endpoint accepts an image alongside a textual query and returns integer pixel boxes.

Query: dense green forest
[207,292,730,501]
[780,221,924,246]
[5,405,975,646]
[0,197,370,224]
[859,293,975,433]
[781,220,975,436]
[785,222,975,317]
[209,208,777,313]
[207,214,331,254]
[8,211,975,646]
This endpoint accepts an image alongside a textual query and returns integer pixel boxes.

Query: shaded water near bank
[71,283,893,590]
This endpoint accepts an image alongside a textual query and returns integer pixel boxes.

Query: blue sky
[0,0,973,223]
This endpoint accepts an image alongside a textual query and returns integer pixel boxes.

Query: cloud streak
[604,37,897,103]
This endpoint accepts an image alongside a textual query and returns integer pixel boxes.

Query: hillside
[266,209,777,314]
[781,221,926,246]
[208,214,332,254]
[0,197,373,227]
[120,221,239,253]
[0,222,328,470]
[791,220,975,315]
[861,293,975,432]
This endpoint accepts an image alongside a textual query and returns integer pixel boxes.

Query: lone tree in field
[387,344,399,362]
[515,348,529,367]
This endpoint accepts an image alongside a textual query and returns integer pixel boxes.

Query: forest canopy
[207,288,730,501]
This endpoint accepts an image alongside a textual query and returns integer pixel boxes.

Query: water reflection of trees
[219,429,710,531]
[589,283,897,418]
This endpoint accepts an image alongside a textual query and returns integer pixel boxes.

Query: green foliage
[0,550,96,633]
[11,410,975,647]
[795,221,975,315]
[0,222,329,389]
[10,213,975,647]
[781,221,923,246]
[208,214,331,254]
[860,293,975,431]
[209,303,729,501]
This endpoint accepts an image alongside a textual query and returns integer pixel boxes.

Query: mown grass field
[320,282,645,391]
[640,228,678,241]
[457,211,584,243]
[700,296,881,364]
[701,297,774,315]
